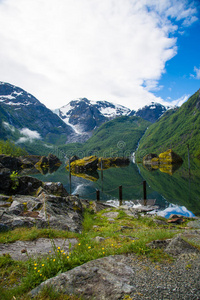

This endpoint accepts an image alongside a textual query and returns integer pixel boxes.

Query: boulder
[35,154,62,174]
[43,182,68,197]
[158,149,183,164]
[0,173,12,194]
[164,236,199,256]
[17,176,43,195]
[19,155,41,168]
[69,156,99,172]
[0,194,83,232]
[0,155,22,170]
[30,255,136,299]
[47,154,62,173]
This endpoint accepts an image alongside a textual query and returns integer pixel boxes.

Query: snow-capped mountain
[0,82,169,146]
[54,98,132,141]
[0,82,73,144]
[132,102,168,123]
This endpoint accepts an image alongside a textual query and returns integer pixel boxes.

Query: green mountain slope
[137,89,200,160]
[82,116,151,157]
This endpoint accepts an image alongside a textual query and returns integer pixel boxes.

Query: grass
[0,206,191,299]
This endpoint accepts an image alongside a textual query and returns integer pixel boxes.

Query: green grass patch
[0,208,188,299]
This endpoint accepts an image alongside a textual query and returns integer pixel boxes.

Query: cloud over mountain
[0,0,198,110]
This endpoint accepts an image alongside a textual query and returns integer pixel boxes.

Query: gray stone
[43,182,68,197]
[8,200,24,215]
[0,238,77,261]
[30,255,135,299]
[164,236,199,256]
[0,193,83,233]
[187,219,200,229]
[93,236,106,243]
[102,211,119,219]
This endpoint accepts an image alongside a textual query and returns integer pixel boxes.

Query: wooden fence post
[143,181,147,206]
[96,190,100,201]
[119,185,122,206]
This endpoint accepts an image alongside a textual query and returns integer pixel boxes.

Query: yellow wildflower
[57,247,61,250]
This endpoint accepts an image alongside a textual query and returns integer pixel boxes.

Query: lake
[32,158,200,218]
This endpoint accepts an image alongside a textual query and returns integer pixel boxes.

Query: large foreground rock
[30,251,200,300]
[30,255,135,299]
[0,193,83,232]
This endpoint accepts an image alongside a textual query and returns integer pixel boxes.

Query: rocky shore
[0,161,200,299]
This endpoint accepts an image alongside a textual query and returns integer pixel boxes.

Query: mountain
[0,82,73,145]
[54,98,132,142]
[58,115,151,158]
[82,116,150,157]
[136,89,200,160]
[54,98,169,143]
[133,102,168,123]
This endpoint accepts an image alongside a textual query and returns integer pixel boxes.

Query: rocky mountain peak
[54,98,132,141]
[0,82,41,107]
[135,102,168,123]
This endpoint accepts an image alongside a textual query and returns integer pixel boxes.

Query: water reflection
[32,159,200,217]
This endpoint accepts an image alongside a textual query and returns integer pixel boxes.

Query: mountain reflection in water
[32,159,200,217]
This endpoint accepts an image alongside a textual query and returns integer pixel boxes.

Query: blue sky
[0,0,199,110]
[155,8,200,105]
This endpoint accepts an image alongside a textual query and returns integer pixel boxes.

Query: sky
[0,0,200,111]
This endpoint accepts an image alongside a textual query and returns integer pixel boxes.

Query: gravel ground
[127,252,200,300]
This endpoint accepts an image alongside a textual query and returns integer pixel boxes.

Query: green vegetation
[82,116,150,157]
[137,90,200,160]
[0,140,27,156]
[1,206,194,299]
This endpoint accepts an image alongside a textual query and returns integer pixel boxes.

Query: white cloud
[167,94,189,107]
[194,66,200,79]
[18,128,41,143]
[0,0,198,110]
[2,121,15,132]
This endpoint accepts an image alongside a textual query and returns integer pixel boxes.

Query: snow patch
[62,116,82,134]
